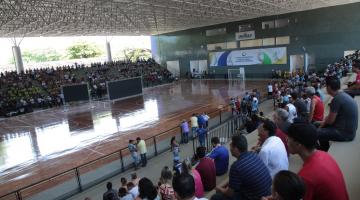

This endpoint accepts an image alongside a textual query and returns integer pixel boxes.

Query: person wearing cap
[287,123,348,200]
[344,59,360,98]
[306,86,324,123]
[318,77,358,151]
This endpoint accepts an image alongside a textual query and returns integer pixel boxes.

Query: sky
[0,36,151,70]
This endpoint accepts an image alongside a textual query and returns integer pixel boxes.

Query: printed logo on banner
[209,47,287,67]
[235,31,255,41]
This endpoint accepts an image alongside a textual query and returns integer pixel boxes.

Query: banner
[209,47,287,67]
[235,30,255,41]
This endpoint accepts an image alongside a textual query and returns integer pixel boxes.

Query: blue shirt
[208,145,229,175]
[197,128,207,140]
[229,152,272,200]
[197,115,206,127]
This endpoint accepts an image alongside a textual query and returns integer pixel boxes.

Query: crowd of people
[96,51,360,200]
[0,58,174,117]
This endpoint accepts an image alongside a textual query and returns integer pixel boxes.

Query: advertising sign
[209,47,287,67]
[235,30,255,41]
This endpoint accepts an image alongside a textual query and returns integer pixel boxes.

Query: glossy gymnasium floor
[0,79,267,197]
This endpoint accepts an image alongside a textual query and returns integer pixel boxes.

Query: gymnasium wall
[151,2,360,78]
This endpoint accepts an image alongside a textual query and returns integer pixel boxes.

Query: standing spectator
[267,83,273,98]
[103,182,120,200]
[196,127,207,147]
[128,140,140,170]
[306,87,324,123]
[197,113,206,128]
[172,173,207,200]
[261,170,305,200]
[287,123,349,200]
[170,137,180,168]
[273,109,291,153]
[195,147,216,191]
[158,166,176,200]
[119,188,134,200]
[208,137,229,176]
[190,114,199,139]
[253,120,288,178]
[137,137,147,167]
[213,134,272,200]
[251,96,259,116]
[318,77,358,151]
[136,178,160,200]
[180,120,190,144]
[181,159,204,198]
[202,112,210,128]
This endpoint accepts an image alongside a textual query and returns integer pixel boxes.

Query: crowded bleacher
[0,58,174,117]
[96,51,359,200]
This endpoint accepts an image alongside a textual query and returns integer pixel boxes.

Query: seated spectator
[195,147,216,191]
[213,134,272,200]
[208,137,229,176]
[127,182,139,199]
[131,173,140,185]
[318,77,358,151]
[305,87,324,123]
[344,59,360,97]
[158,166,176,200]
[272,109,290,152]
[181,159,204,198]
[136,178,160,200]
[253,120,288,178]
[287,123,349,200]
[245,114,261,133]
[173,173,207,200]
[261,170,305,200]
[104,182,119,200]
[290,92,308,120]
[119,188,134,200]
[120,177,128,191]
[285,100,297,123]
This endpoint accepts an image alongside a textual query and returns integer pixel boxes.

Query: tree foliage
[124,48,152,62]
[66,42,102,59]
[21,49,62,63]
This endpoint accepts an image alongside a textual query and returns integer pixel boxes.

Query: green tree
[66,42,102,59]
[124,48,152,62]
[21,49,62,63]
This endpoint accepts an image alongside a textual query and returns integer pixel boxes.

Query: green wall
[151,3,360,78]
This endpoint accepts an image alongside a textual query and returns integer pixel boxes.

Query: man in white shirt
[267,83,273,98]
[190,113,199,139]
[127,182,139,199]
[136,137,147,167]
[253,119,288,178]
[286,101,297,123]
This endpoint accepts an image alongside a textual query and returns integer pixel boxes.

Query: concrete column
[106,41,112,62]
[12,45,24,73]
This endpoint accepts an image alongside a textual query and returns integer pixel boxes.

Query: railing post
[75,168,83,192]
[153,137,158,156]
[119,150,125,172]
[219,110,222,124]
[16,191,22,200]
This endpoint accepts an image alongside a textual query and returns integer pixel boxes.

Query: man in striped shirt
[213,134,272,200]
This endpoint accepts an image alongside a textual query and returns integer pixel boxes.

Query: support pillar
[12,45,24,73]
[106,41,112,62]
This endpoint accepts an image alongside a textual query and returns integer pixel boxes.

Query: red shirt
[356,71,360,84]
[298,151,349,200]
[275,128,288,153]
[312,95,324,121]
[195,157,216,191]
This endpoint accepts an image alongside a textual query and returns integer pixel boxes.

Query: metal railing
[0,105,234,200]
